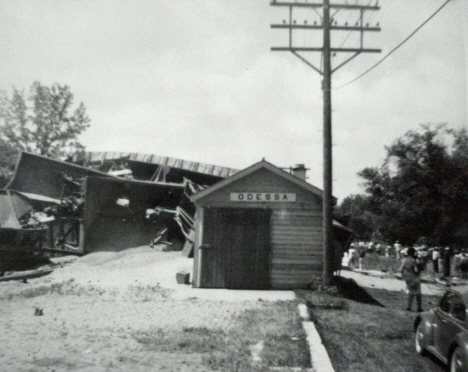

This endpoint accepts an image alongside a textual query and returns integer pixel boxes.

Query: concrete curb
[298,304,335,372]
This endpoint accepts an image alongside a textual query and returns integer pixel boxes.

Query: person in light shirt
[399,247,423,312]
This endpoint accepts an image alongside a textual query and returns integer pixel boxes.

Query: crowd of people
[346,240,468,312]
[347,240,468,279]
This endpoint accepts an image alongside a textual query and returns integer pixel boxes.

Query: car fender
[414,311,435,348]
[453,331,468,366]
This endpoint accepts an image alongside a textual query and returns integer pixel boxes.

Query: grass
[132,301,310,372]
[297,277,445,372]
[356,252,402,274]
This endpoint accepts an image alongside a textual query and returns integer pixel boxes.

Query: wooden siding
[270,209,322,289]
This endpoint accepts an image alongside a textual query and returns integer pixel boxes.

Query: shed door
[200,208,271,289]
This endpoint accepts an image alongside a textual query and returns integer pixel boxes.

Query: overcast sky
[1,0,467,201]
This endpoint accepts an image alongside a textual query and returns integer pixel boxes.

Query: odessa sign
[230,193,296,202]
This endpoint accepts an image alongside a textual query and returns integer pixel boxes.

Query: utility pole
[270,0,381,286]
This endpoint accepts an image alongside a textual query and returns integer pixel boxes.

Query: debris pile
[1,151,229,262]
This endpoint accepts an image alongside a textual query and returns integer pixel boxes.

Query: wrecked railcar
[1,152,226,262]
[83,176,186,252]
[0,189,61,274]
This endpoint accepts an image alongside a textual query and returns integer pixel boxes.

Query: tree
[0,81,90,157]
[0,139,18,188]
[341,124,468,246]
[334,194,375,241]
[0,81,90,187]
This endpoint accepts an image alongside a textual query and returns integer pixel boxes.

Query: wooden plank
[272,242,322,248]
[272,226,322,233]
[271,277,313,283]
[275,210,322,216]
[270,277,314,283]
[271,258,320,265]
[271,218,322,224]
[270,272,314,277]
[272,225,321,230]
[272,232,322,238]
[272,263,322,271]
[272,245,322,251]
[271,240,322,246]
[271,230,322,238]
[272,256,321,263]
[272,251,322,258]
[272,224,322,232]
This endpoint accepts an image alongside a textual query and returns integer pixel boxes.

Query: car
[414,286,468,372]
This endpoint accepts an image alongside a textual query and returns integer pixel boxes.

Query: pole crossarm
[331,52,360,73]
[271,24,381,32]
[291,51,322,75]
[270,1,380,11]
[271,47,381,53]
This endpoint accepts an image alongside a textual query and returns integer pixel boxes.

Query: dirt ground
[1,248,454,372]
[0,247,281,372]
[340,268,448,296]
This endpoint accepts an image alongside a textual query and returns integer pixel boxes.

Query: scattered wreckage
[0,151,234,277]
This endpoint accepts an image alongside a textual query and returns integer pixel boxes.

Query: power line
[334,0,452,89]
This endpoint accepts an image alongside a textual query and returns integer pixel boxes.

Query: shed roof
[191,159,335,203]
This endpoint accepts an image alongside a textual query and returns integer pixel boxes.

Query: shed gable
[194,167,321,207]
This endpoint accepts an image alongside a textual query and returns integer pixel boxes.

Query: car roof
[451,286,468,302]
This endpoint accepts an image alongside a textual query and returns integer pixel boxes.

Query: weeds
[126,284,171,301]
[132,302,310,372]
[133,327,226,353]
[306,298,348,311]
[4,279,121,299]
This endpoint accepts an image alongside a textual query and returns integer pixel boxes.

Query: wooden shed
[190,160,352,289]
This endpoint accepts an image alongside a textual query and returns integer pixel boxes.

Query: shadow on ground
[332,276,384,307]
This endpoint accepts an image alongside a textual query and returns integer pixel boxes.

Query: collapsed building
[0,151,238,273]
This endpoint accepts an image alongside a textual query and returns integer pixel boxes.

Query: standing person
[454,251,463,277]
[399,247,423,312]
[460,251,468,279]
[432,248,440,274]
[394,241,402,259]
[359,248,366,271]
[347,246,357,269]
[443,246,451,278]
